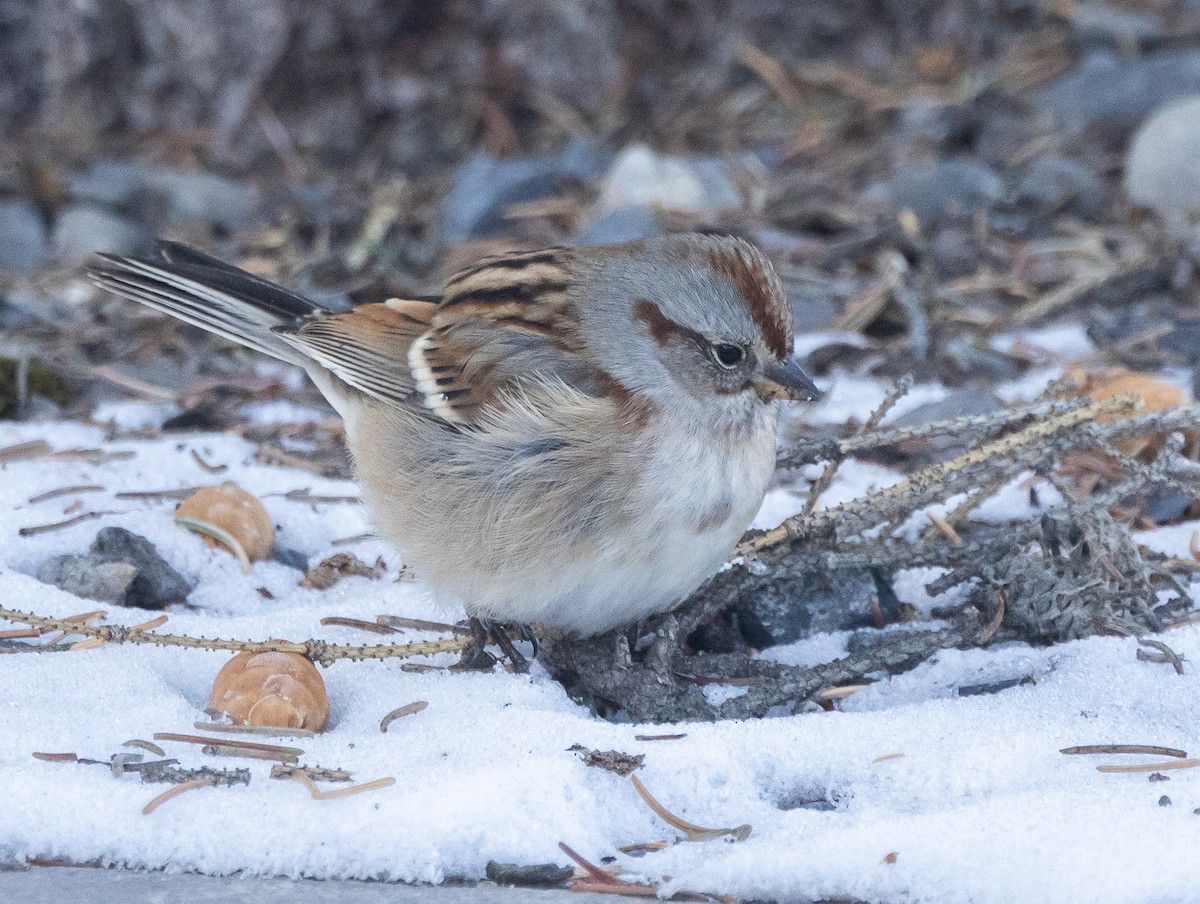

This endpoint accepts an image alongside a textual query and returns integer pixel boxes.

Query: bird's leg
[489,622,531,674]
[518,623,540,659]
[456,617,498,670]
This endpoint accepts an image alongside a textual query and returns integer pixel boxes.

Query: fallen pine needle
[568,881,659,897]
[202,743,298,763]
[142,777,214,814]
[154,733,303,758]
[0,627,45,639]
[69,637,107,651]
[873,752,905,763]
[27,485,104,504]
[33,752,78,762]
[380,700,428,732]
[128,615,169,632]
[925,512,964,546]
[1061,744,1188,758]
[816,684,871,702]
[123,739,166,757]
[321,616,399,636]
[376,615,471,635]
[288,772,394,800]
[1096,759,1200,773]
[629,774,751,842]
[558,842,623,885]
[617,841,671,854]
[193,722,316,739]
[19,511,109,537]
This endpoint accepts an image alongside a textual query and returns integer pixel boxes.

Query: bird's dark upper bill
[757,357,822,402]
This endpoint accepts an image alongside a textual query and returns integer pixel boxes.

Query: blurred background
[2,0,1200,476]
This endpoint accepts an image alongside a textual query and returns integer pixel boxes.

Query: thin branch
[0,606,472,664]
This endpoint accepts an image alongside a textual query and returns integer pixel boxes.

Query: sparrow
[87,234,819,636]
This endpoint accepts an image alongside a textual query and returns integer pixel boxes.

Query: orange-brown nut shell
[1065,367,1188,458]
[177,482,275,562]
[208,650,329,732]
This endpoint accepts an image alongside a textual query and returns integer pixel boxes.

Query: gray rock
[145,167,261,230]
[889,389,1001,428]
[441,139,603,243]
[68,161,261,231]
[740,567,882,645]
[36,555,138,605]
[89,526,192,609]
[0,200,48,274]
[592,145,742,219]
[270,545,309,572]
[51,205,145,267]
[868,160,1004,223]
[931,228,983,278]
[1070,2,1162,43]
[574,205,662,245]
[1126,95,1200,220]
[67,160,147,208]
[1036,50,1200,133]
[1015,155,1106,218]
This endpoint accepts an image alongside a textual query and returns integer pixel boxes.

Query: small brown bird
[89,234,819,635]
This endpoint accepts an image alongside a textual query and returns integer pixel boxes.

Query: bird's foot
[454,618,535,673]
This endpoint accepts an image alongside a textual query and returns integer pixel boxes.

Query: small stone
[889,389,1001,428]
[1036,50,1200,134]
[868,159,1003,224]
[931,228,983,278]
[1148,772,1170,782]
[36,555,138,605]
[592,145,742,219]
[0,200,48,274]
[1126,95,1200,220]
[269,545,309,572]
[575,204,662,245]
[50,205,145,267]
[145,167,261,230]
[1070,2,1162,44]
[1015,155,1106,218]
[739,567,884,646]
[1159,795,1173,806]
[485,861,573,888]
[68,160,147,208]
[89,526,192,609]
[441,138,602,243]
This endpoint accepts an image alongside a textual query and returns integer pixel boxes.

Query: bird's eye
[711,343,745,368]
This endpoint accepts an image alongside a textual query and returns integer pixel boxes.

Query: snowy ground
[4,360,1200,903]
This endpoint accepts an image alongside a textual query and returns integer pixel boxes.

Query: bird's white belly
[475,420,777,635]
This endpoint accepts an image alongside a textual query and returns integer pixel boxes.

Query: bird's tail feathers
[87,241,322,366]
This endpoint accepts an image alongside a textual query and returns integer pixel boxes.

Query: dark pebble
[869,159,1004,224]
[1014,155,1106,219]
[0,199,48,275]
[484,861,573,888]
[89,526,192,609]
[1036,50,1200,135]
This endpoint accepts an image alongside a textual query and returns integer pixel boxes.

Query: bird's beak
[755,357,822,402]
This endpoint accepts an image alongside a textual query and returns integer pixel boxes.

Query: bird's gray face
[577,234,820,412]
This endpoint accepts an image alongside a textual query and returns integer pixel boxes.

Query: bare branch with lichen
[0,607,470,665]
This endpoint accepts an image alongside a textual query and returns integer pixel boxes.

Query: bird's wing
[406,247,603,425]
[274,298,435,408]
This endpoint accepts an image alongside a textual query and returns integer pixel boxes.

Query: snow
[3,405,1200,904]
